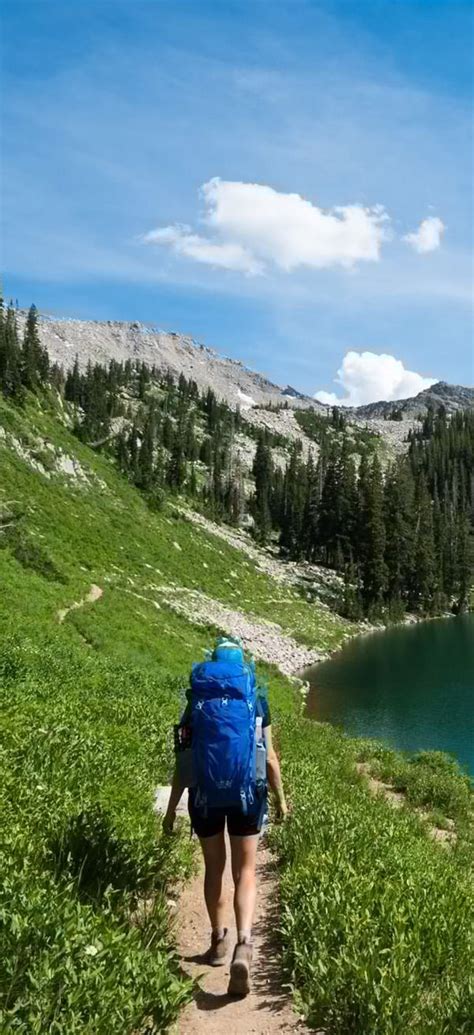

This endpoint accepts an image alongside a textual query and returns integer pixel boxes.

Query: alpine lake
[304,612,474,776]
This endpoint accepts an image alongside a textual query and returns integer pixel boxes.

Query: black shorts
[188,790,267,839]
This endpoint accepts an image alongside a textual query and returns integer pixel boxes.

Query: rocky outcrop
[351,382,474,419]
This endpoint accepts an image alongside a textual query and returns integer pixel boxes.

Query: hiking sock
[212,927,225,941]
[237,929,252,944]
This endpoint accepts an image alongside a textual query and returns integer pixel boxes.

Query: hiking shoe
[205,928,229,966]
[228,939,253,996]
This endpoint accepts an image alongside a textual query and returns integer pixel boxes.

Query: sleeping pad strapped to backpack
[189,640,264,816]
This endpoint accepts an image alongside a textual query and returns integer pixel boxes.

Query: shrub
[0,524,67,582]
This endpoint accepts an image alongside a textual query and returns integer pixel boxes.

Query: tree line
[253,410,473,618]
[1,301,472,619]
[0,299,50,397]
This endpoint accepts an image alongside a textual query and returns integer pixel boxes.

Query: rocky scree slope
[20,312,323,412]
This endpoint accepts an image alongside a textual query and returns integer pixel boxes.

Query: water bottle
[255,716,267,783]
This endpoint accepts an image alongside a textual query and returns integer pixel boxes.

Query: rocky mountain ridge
[351,381,474,419]
[23,313,323,413]
[23,312,472,425]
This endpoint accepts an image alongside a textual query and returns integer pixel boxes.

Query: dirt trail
[175,836,312,1035]
[57,583,103,623]
[356,763,456,846]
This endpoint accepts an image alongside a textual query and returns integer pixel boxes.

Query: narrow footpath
[57,583,103,623]
[175,836,312,1035]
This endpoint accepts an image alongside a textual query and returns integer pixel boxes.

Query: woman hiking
[163,637,288,996]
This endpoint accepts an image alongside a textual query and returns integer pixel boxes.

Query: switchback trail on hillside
[174,837,313,1035]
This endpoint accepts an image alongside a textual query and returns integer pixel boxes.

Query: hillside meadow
[1,393,473,1033]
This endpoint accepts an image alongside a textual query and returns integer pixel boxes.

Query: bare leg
[229,834,259,938]
[199,832,227,932]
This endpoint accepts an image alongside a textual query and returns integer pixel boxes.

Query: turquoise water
[305,613,474,775]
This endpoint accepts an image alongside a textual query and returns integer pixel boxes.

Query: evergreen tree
[411,478,437,613]
[455,509,471,613]
[65,356,82,405]
[137,363,150,401]
[337,440,358,562]
[384,461,415,609]
[188,463,198,497]
[359,454,387,614]
[21,304,49,389]
[1,304,22,399]
[302,455,319,561]
[342,555,363,620]
[252,433,273,544]
[115,430,130,476]
[136,416,155,490]
[162,415,174,451]
[166,436,187,491]
[199,436,212,466]
[280,444,306,557]
[127,425,139,483]
[317,459,340,565]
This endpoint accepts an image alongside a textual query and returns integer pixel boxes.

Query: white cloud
[142,177,390,275]
[141,223,263,274]
[403,216,445,254]
[314,350,437,407]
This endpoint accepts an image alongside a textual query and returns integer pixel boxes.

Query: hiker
[163,637,288,996]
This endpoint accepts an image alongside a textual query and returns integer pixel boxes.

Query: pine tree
[384,461,415,611]
[454,509,471,613]
[252,433,273,544]
[136,416,155,490]
[317,459,340,566]
[138,363,150,401]
[127,425,139,483]
[65,356,82,405]
[188,463,198,497]
[21,304,48,389]
[279,444,306,558]
[359,454,387,614]
[302,455,319,560]
[162,415,174,451]
[115,430,130,476]
[185,414,198,461]
[337,440,358,562]
[199,436,212,467]
[1,304,22,399]
[167,439,186,491]
[411,478,437,613]
[342,555,363,620]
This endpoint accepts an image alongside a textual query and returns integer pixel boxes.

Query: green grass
[272,719,474,1034]
[0,634,194,1033]
[0,395,353,661]
[0,393,349,1031]
[355,741,473,848]
[1,392,473,1034]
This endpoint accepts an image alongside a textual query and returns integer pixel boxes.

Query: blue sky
[2,0,473,401]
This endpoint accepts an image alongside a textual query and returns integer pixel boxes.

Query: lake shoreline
[297,605,465,686]
[300,611,474,775]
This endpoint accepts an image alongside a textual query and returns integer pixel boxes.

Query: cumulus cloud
[403,216,445,254]
[142,223,262,274]
[314,350,437,407]
[142,177,389,275]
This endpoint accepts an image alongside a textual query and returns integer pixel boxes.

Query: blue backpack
[189,640,262,816]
